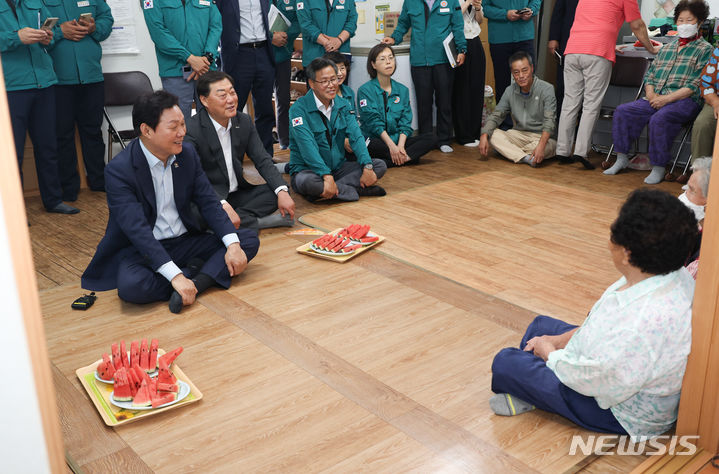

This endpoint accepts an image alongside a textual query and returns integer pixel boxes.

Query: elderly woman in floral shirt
[604,0,712,184]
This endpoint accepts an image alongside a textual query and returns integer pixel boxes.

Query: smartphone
[79,12,93,20]
[517,7,530,14]
[41,17,59,29]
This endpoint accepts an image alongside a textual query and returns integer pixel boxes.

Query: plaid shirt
[645,38,712,103]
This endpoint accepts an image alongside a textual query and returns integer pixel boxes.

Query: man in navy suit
[81,91,260,314]
[216,0,277,156]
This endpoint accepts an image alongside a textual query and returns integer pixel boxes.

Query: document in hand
[443,32,459,68]
[269,4,292,33]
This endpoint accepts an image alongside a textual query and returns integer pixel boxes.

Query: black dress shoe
[357,185,386,197]
[48,203,80,214]
[556,155,575,164]
[573,155,596,170]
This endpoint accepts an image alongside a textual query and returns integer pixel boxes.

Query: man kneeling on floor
[185,71,296,229]
[288,57,388,201]
[81,91,260,314]
[479,51,557,167]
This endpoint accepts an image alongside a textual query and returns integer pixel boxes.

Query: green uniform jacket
[338,83,355,116]
[391,0,466,67]
[0,0,58,91]
[483,0,541,45]
[357,78,413,143]
[142,0,222,78]
[288,90,371,175]
[47,0,113,85]
[272,0,301,63]
[296,0,356,66]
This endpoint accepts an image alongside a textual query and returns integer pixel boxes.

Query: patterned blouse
[546,268,695,439]
[645,38,712,103]
[700,46,719,98]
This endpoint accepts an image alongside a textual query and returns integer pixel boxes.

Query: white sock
[644,166,666,184]
[603,153,630,175]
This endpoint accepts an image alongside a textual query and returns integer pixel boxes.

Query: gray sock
[490,393,535,416]
[519,155,536,167]
[256,213,294,229]
[644,166,666,184]
[274,162,289,174]
[603,153,630,175]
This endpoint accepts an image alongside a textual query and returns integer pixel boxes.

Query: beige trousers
[490,129,557,163]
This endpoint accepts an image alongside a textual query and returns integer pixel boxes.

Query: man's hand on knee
[222,201,241,229]
[171,274,198,306]
[225,242,248,277]
[321,175,339,199]
[360,168,377,188]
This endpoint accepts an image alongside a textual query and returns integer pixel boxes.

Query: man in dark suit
[216,0,277,156]
[81,91,260,314]
[185,71,295,229]
[547,0,579,113]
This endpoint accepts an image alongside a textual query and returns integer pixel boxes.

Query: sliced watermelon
[360,236,379,243]
[139,338,149,371]
[157,358,177,385]
[151,392,176,408]
[342,244,362,253]
[132,378,152,407]
[157,382,178,393]
[111,343,122,369]
[127,365,141,397]
[149,339,159,371]
[130,341,140,368]
[97,353,116,381]
[158,346,183,368]
[112,368,132,402]
[120,340,128,368]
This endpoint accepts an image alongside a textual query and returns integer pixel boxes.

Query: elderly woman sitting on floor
[604,0,713,184]
[681,157,712,277]
[490,188,699,440]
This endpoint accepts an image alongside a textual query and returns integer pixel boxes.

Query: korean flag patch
[143,0,153,8]
[359,99,367,107]
[292,117,304,127]
[297,1,304,9]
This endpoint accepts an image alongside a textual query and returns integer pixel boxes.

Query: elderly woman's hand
[524,336,557,361]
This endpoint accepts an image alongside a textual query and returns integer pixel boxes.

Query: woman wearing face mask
[604,0,712,184]
[680,157,711,278]
[356,44,437,166]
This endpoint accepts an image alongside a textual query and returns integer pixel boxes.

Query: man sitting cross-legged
[185,71,296,229]
[289,57,388,202]
[81,91,260,314]
[479,50,557,167]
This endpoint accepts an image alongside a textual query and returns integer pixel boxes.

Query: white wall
[0,198,51,474]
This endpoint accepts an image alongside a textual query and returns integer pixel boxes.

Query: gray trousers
[291,159,388,201]
[161,75,197,120]
[274,60,291,148]
[556,54,613,158]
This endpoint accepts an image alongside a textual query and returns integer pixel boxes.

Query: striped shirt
[700,46,719,97]
[646,38,713,103]
[564,0,641,63]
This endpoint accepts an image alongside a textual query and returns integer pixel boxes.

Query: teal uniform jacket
[47,0,114,85]
[296,0,356,66]
[391,0,466,67]
[142,0,222,77]
[484,0,541,44]
[288,90,371,175]
[0,0,58,91]
[272,0,301,63]
[337,83,355,116]
[357,78,413,143]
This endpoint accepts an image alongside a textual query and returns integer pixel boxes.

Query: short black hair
[306,57,338,81]
[132,90,178,134]
[674,0,709,25]
[610,188,699,275]
[197,71,234,98]
[509,50,533,67]
[323,51,350,69]
[367,43,395,79]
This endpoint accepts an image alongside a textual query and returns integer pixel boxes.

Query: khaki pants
[490,129,557,163]
[691,103,716,160]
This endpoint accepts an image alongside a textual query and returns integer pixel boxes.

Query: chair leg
[665,126,692,182]
[601,144,615,170]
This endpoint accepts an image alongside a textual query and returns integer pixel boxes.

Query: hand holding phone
[41,17,59,30]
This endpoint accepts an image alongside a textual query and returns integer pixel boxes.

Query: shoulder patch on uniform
[359,99,367,107]
[393,96,400,103]
[292,117,304,127]
[143,0,153,8]
[297,2,304,9]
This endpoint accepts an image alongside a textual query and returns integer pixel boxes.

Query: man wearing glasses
[288,57,387,201]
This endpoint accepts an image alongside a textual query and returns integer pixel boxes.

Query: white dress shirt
[237,0,266,43]
[314,93,334,121]
[139,139,239,283]
[209,116,239,194]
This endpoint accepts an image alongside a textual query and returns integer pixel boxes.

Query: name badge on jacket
[77,0,89,6]
[439,7,449,12]
[335,5,344,8]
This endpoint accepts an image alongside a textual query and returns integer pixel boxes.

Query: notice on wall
[106,0,133,22]
[375,4,389,35]
[102,25,140,54]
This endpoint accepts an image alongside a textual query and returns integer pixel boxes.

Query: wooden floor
[31,147,685,473]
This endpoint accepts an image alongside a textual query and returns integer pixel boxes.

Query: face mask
[678,190,705,222]
[677,23,699,38]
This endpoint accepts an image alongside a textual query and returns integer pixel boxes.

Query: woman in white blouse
[489,189,699,440]
[452,0,485,147]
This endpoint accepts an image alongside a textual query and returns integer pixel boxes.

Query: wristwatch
[364,163,373,170]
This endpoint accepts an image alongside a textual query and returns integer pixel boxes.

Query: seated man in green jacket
[289,57,388,201]
[479,51,557,167]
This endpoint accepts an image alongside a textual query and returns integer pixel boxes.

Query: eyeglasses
[315,77,339,87]
[376,55,394,63]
